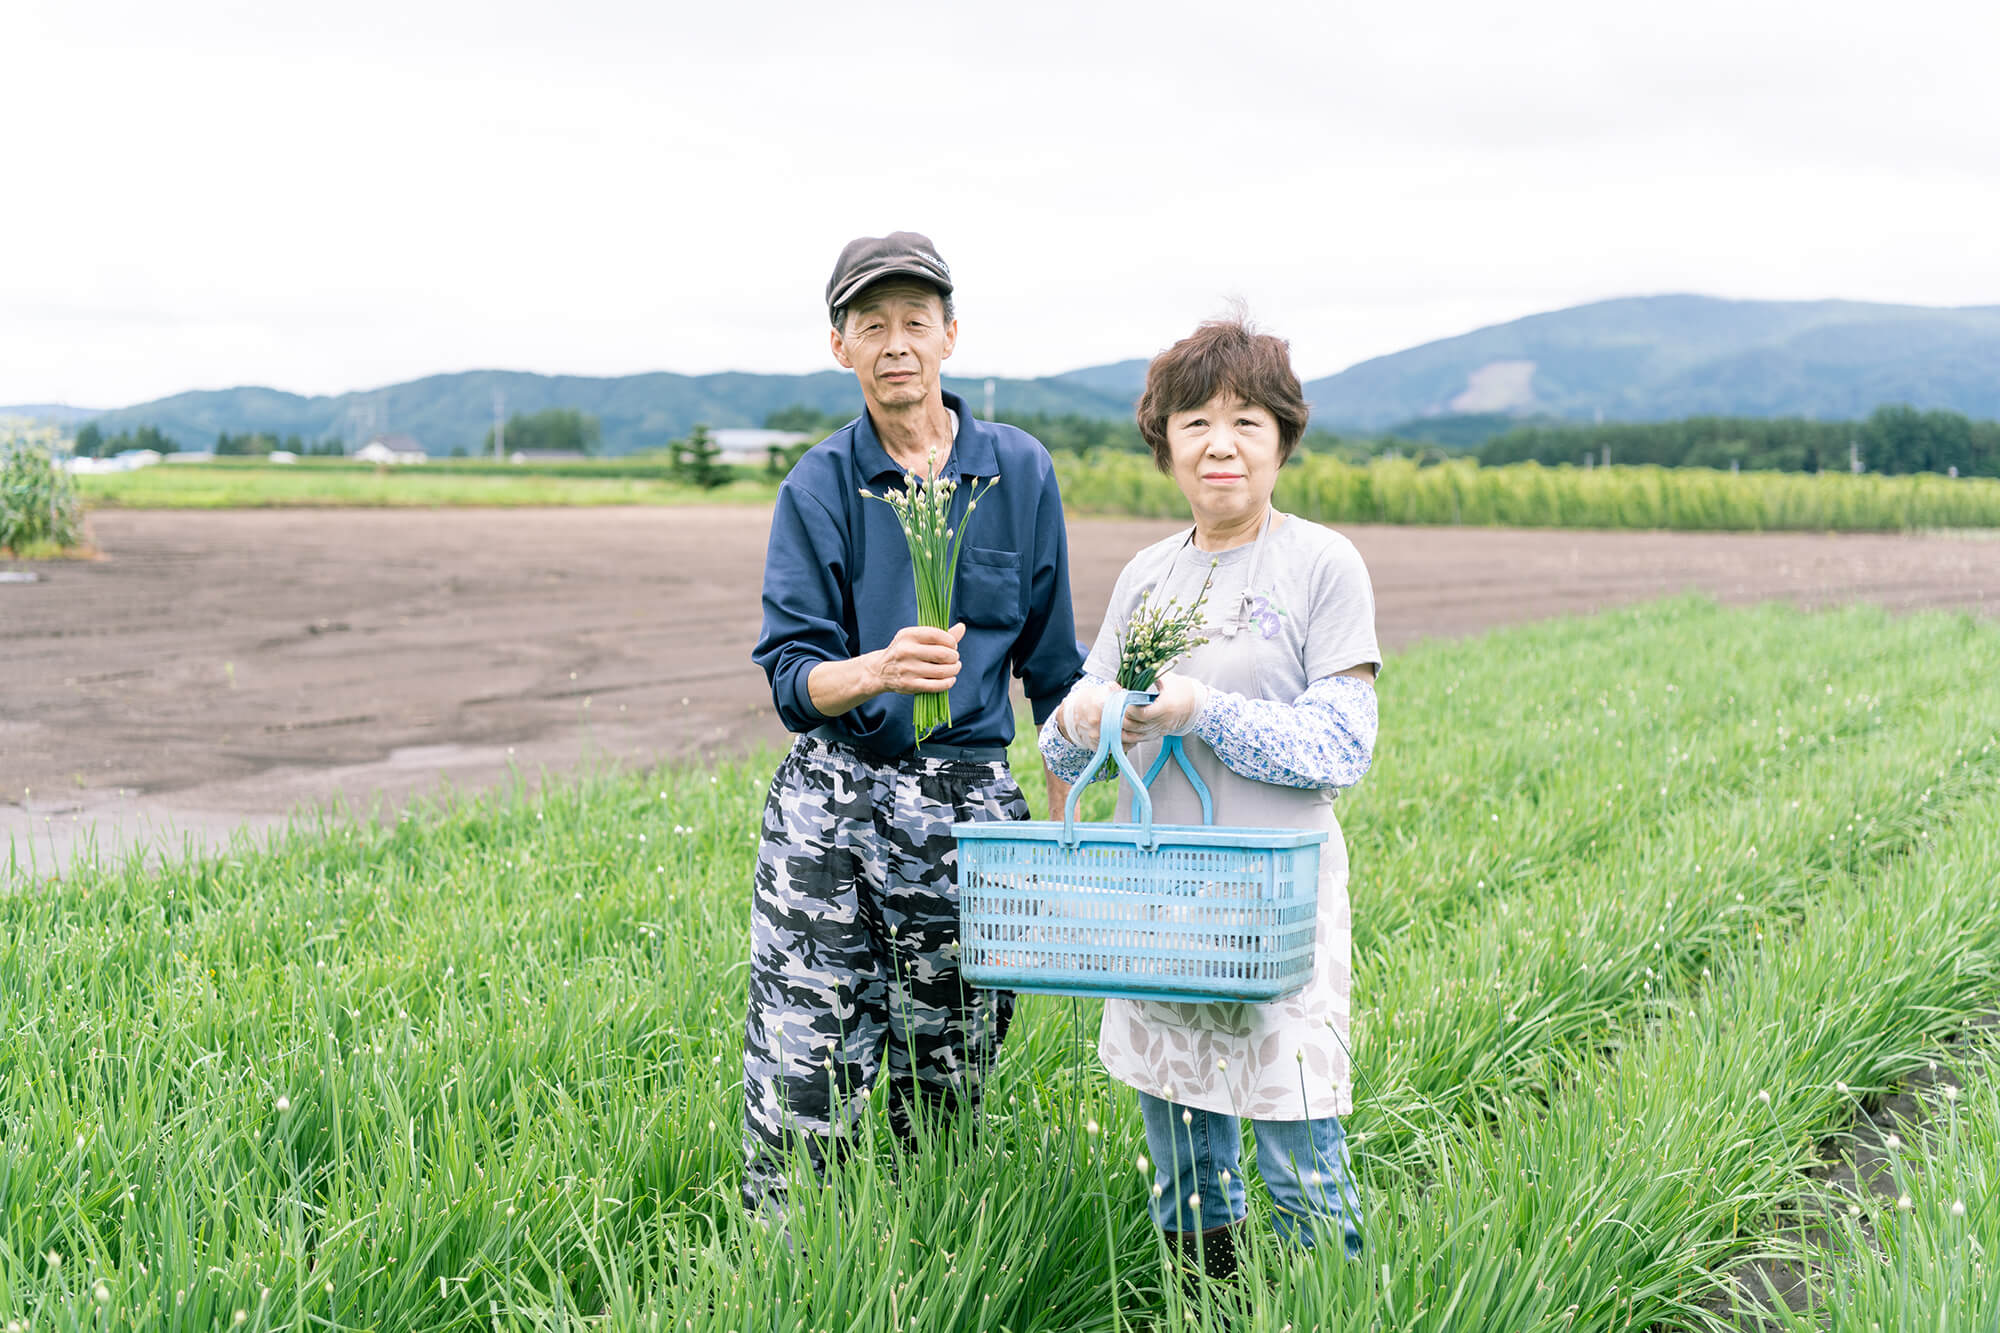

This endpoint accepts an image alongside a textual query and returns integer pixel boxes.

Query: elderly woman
[1039,315,1380,1278]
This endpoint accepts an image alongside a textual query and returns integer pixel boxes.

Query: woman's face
[1165,392,1284,534]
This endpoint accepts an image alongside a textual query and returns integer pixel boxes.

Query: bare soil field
[4,507,1994,873]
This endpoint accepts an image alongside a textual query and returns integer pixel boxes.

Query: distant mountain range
[10,295,1998,453]
[26,370,1137,457]
[0,403,105,426]
[1307,294,2000,430]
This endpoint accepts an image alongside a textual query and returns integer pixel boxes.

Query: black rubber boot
[1168,1220,1242,1296]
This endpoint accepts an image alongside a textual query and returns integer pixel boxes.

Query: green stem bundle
[863,446,997,742]
[1114,562,1216,691]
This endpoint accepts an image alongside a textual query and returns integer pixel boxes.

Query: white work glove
[1122,672,1209,748]
[1056,680,1118,750]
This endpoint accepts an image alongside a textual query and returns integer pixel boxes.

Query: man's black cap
[826,231,953,324]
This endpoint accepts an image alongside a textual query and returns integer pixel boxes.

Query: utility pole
[493,388,506,460]
[984,378,996,421]
[1850,439,1862,474]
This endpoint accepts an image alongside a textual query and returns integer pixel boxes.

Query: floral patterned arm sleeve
[1190,673,1378,791]
[1037,672,1119,785]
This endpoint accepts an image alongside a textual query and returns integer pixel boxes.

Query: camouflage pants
[741,733,1027,1212]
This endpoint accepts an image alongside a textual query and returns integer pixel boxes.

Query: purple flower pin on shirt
[1246,594,1286,640]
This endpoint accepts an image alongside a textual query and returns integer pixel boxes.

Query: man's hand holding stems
[807,624,967,716]
[807,627,1073,820]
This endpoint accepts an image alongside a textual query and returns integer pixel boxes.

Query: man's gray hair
[832,283,954,333]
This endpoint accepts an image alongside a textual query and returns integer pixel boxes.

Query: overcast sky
[4,0,1997,407]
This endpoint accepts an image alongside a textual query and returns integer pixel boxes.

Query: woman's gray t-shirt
[1080,512,1381,707]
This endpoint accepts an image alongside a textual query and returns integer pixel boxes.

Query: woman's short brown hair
[1135,315,1310,472]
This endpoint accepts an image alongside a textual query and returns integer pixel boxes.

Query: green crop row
[5,601,2000,1331]
[1352,688,2000,1159]
[1245,788,2000,1331]
[1053,453,2000,531]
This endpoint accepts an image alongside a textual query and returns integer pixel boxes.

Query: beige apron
[1096,514,1354,1120]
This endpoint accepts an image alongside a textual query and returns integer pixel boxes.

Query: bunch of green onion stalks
[1114,561,1217,691]
[862,446,998,742]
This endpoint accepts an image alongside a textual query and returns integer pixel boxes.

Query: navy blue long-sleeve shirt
[752,391,1086,755]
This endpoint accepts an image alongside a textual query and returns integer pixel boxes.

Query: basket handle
[1143,736,1214,826]
[1059,690,1213,849]
[1061,689,1157,848]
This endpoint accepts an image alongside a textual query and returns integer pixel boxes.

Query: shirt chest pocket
[955,545,1024,630]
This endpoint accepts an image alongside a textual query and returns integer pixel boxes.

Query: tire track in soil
[1712,1017,1999,1330]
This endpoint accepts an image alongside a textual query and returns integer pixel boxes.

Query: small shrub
[0,435,83,554]
[669,424,734,490]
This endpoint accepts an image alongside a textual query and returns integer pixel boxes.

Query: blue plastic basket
[953,690,1324,1004]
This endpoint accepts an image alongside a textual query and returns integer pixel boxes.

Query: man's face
[830,282,956,411]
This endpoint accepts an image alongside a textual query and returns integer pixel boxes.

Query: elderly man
[744,232,1086,1213]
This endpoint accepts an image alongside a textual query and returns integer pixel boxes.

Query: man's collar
[855,391,997,482]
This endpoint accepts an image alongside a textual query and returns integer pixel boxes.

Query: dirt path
[4,508,1993,874]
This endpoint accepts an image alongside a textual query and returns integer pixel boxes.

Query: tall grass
[1054,453,2000,531]
[6,601,2000,1331]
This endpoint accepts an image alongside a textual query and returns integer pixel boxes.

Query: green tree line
[759,406,1374,464]
[762,406,1155,457]
[1478,405,2000,478]
[994,411,1372,461]
[71,422,178,458]
[214,431,345,456]
[484,408,601,455]
[73,423,346,457]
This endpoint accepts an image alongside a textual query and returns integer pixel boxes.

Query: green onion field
[6,598,2000,1330]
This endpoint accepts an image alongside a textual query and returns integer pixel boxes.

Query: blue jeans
[1138,1092,1364,1255]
